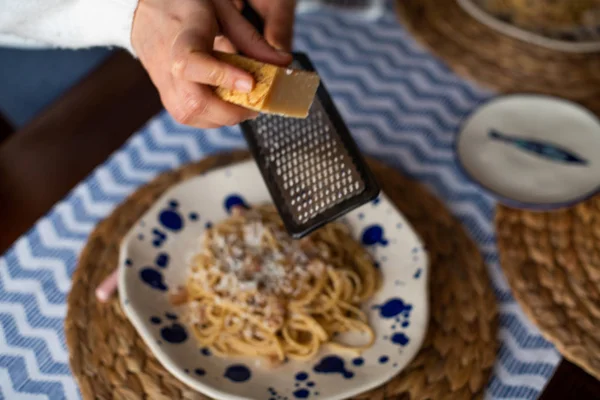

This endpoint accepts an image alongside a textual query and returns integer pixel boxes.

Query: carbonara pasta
[182,204,380,364]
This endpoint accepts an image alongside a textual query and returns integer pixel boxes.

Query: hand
[131,0,293,129]
[248,0,297,51]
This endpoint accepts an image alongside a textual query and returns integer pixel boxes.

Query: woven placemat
[496,200,600,380]
[65,151,498,400]
[394,0,600,116]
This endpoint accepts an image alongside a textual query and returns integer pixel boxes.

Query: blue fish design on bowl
[489,129,588,166]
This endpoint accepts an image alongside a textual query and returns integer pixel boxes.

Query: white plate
[118,160,429,400]
[456,94,600,210]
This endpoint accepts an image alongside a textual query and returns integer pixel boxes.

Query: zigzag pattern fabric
[0,4,560,399]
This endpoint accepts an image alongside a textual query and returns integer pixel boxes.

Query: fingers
[171,27,254,92]
[211,0,292,66]
[168,81,257,127]
[165,5,258,129]
[134,0,262,130]
[263,0,296,51]
[172,49,254,92]
[214,35,237,54]
[232,0,244,11]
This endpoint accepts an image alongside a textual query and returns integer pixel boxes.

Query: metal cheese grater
[240,53,380,238]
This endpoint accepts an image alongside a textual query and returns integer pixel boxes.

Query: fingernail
[234,79,253,93]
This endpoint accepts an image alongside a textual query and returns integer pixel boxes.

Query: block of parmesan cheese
[214,52,320,119]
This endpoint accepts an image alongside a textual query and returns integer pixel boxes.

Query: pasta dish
[182,204,380,364]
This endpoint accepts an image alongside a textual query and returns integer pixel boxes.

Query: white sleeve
[0,0,140,54]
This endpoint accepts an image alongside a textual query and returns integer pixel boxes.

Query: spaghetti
[182,204,381,364]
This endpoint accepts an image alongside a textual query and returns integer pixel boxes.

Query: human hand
[248,0,297,51]
[131,0,293,129]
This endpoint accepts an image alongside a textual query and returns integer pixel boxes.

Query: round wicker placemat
[496,200,600,380]
[65,151,498,400]
[394,0,600,115]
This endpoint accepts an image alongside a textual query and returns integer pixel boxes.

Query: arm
[0,0,139,53]
[0,0,294,131]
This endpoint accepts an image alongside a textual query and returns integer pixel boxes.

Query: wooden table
[0,50,597,400]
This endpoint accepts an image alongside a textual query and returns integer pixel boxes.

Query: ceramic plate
[118,160,429,400]
[456,94,600,210]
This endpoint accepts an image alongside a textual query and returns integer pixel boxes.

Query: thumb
[264,0,296,51]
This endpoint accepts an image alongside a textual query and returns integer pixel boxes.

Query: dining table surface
[1,7,600,399]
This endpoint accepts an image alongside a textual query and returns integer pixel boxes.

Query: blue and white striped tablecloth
[0,4,561,399]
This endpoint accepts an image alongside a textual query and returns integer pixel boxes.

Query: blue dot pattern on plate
[373,298,413,349]
[139,252,174,291]
[148,313,188,344]
[200,347,211,356]
[313,356,354,379]
[379,356,389,364]
[352,357,364,366]
[125,259,133,267]
[296,372,308,381]
[373,298,413,319]
[292,372,319,398]
[139,268,168,291]
[489,129,588,165]
[361,225,388,246]
[414,268,422,279]
[155,253,169,268]
[159,200,185,231]
[391,332,410,346]
[294,389,310,399]
[151,228,167,247]
[224,364,251,382]
[151,201,199,248]
[195,368,205,376]
[269,387,291,400]
[224,194,249,213]
[165,312,177,320]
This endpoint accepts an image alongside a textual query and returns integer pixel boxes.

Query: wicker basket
[469,0,600,41]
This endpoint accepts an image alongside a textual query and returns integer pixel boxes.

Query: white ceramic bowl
[118,159,429,400]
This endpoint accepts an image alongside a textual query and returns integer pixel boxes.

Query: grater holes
[248,96,367,225]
